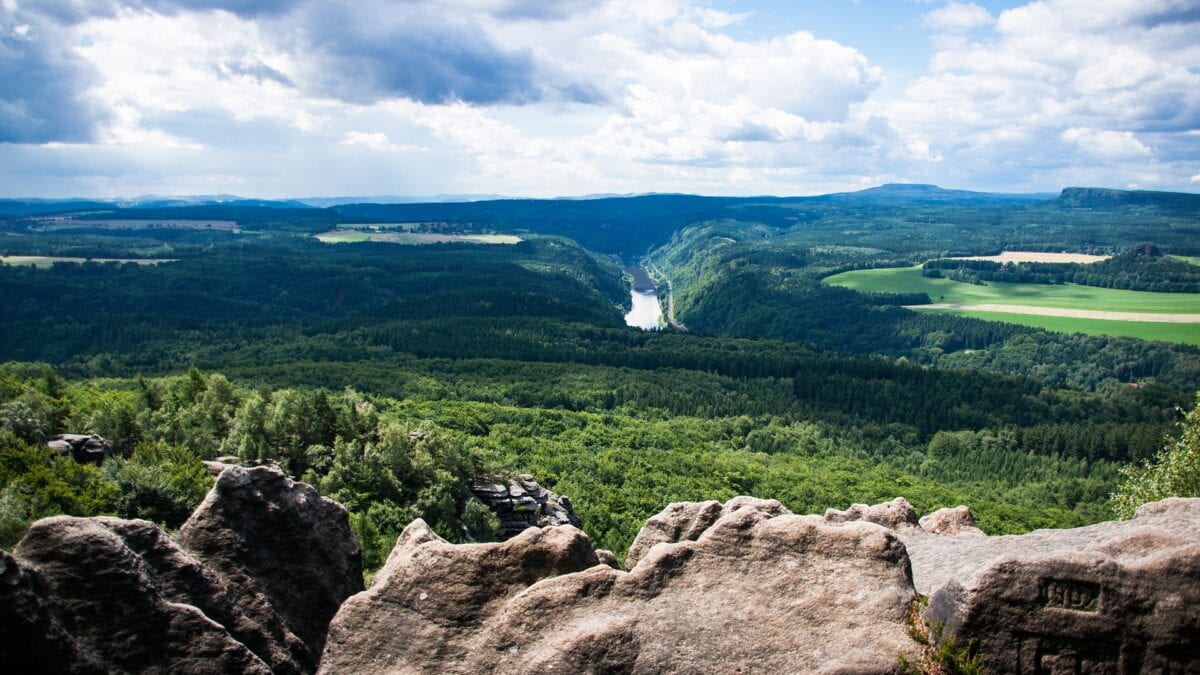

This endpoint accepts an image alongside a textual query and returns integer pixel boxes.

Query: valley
[2,183,1198,572]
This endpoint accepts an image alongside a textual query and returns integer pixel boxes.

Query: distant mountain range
[2,184,1198,218]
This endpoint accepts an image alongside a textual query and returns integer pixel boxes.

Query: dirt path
[912,303,1200,323]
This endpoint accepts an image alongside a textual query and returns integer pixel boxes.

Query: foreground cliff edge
[2,465,1197,673]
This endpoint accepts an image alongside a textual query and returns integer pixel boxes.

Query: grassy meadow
[919,308,1200,346]
[825,266,1200,313]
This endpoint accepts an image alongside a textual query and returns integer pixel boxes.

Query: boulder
[625,495,788,569]
[917,505,984,537]
[319,497,920,673]
[895,497,1200,672]
[179,465,363,658]
[13,517,273,674]
[44,434,113,464]
[824,497,919,530]
[468,474,582,539]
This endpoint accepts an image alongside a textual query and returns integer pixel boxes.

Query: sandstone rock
[0,548,104,675]
[625,495,789,569]
[594,548,620,568]
[14,517,273,674]
[179,465,363,659]
[469,474,582,539]
[320,498,919,673]
[97,518,313,673]
[44,434,113,464]
[918,505,984,537]
[824,496,919,530]
[899,497,1200,673]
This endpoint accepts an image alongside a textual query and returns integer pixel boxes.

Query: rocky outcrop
[469,474,582,539]
[824,496,920,530]
[1,464,362,674]
[320,497,920,673]
[896,497,1200,673]
[44,434,113,464]
[0,549,103,675]
[179,465,363,658]
[14,517,273,674]
[917,505,984,537]
[624,495,789,569]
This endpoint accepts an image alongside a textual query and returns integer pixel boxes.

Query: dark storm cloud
[304,11,540,105]
[0,0,601,144]
[300,4,598,106]
[0,15,108,143]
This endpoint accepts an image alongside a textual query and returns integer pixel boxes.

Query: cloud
[921,2,992,32]
[340,131,426,152]
[0,7,109,143]
[1061,128,1151,157]
[298,5,545,105]
[871,0,1200,190]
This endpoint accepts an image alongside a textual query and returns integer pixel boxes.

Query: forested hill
[5,184,1200,257]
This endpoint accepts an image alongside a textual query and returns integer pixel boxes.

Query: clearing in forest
[315,230,521,245]
[949,251,1110,264]
[824,265,1200,345]
[1,256,175,267]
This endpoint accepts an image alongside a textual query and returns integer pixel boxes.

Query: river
[623,266,663,330]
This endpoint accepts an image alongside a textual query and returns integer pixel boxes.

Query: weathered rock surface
[880,497,1200,673]
[917,505,985,537]
[14,516,273,674]
[824,496,920,530]
[179,465,363,659]
[320,497,919,674]
[2,464,363,674]
[44,433,113,464]
[469,474,582,539]
[0,548,103,675]
[625,495,789,569]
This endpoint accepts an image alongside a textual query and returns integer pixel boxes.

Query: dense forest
[2,185,1198,570]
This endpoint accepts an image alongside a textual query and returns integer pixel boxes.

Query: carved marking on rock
[1017,635,1120,675]
[1040,579,1101,613]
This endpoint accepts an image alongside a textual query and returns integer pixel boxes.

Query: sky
[1,0,1198,199]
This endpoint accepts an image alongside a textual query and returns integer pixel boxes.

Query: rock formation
[320,497,921,673]
[179,465,364,658]
[469,474,582,539]
[44,433,113,464]
[896,497,1200,673]
[1,464,362,674]
[4,471,1198,673]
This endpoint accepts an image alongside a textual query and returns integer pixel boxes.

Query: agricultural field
[950,251,1110,264]
[919,308,1200,346]
[315,230,521,245]
[825,265,1200,345]
[33,219,238,231]
[1172,255,1200,267]
[0,255,175,267]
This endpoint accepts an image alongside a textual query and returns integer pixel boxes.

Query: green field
[0,256,175,267]
[920,309,1200,346]
[825,266,1200,313]
[316,231,521,245]
[1171,255,1200,267]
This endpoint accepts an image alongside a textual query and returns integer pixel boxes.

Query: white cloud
[1061,128,1151,157]
[3,0,1199,197]
[339,131,427,152]
[870,0,1200,191]
[922,2,992,32]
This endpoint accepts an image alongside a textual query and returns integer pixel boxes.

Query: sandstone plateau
[2,466,1197,673]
